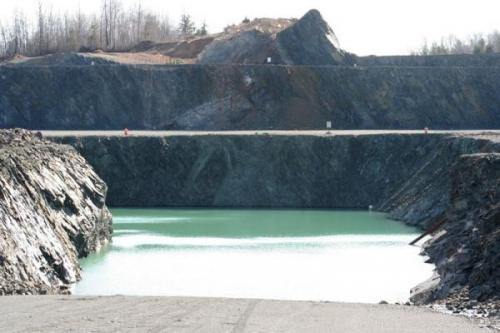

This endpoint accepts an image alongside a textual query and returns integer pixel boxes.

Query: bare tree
[415,32,500,55]
[0,0,183,58]
[36,1,45,55]
[0,21,8,57]
[11,10,28,55]
[135,4,143,43]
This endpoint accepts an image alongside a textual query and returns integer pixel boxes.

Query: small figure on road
[124,128,129,136]
[424,127,429,134]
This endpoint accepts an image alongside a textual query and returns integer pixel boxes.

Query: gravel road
[40,129,500,137]
[0,296,493,333]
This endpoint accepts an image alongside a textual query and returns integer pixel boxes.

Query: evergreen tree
[196,21,208,36]
[178,14,195,37]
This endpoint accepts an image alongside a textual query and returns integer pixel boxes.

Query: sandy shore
[0,296,493,333]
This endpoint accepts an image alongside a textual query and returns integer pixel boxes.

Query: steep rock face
[276,10,352,65]
[49,132,500,307]
[411,153,500,305]
[198,10,353,65]
[379,135,500,227]
[53,133,500,229]
[2,65,500,130]
[197,30,283,65]
[0,129,112,295]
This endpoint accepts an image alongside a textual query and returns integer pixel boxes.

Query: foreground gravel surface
[0,296,493,333]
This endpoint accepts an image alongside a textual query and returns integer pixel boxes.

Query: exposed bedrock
[0,129,112,295]
[53,133,500,229]
[198,9,353,65]
[52,132,500,308]
[2,65,500,130]
[411,153,500,309]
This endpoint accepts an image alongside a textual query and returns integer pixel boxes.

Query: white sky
[0,0,499,55]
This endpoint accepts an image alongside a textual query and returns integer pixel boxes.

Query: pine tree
[196,21,208,36]
[178,14,195,37]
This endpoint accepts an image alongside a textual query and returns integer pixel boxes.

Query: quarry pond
[74,209,434,303]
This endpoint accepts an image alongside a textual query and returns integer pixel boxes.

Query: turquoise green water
[74,209,433,303]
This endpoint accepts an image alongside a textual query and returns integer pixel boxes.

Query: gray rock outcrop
[48,132,500,310]
[198,10,354,65]
[0,129,112,295]
[52,133,500,230]
[275,9,353,65]
[411,153,500,306]
[2,65,500,130]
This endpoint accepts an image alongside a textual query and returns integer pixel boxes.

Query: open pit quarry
[0,8,499,333]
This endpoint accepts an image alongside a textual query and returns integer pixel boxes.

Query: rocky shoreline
[0,129,112,294]
[51,131,500,325]
[411,152,500,328]
[0,129,498,330]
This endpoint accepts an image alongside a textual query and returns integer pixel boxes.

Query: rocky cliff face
[198,10,353,65]
[2,65,500,130]
[0,129,112,295]
[411,153,500,307]
[1,9,499,131]
[53,133,500,229]
[48,132,500,309]
[275,10,353,65]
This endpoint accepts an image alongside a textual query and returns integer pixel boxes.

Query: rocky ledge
[0,129,112,294]
[411,153,500,325]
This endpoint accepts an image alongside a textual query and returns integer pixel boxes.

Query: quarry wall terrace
[2,64,500,130]
[48,131,500,229]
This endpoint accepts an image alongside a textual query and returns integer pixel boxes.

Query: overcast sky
[0,0,499,55]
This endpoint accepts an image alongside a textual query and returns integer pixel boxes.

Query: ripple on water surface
[74,209,433,303]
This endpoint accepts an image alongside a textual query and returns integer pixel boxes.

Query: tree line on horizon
[413,32,500,55]
[0,0,208,59]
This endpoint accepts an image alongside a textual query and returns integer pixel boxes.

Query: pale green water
[74,209,433,303]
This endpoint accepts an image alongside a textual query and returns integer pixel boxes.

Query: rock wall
[2,65,500,130]
[53,133,500,229]
[0,130,112,295]
[49,132,500,306]
[275,10,352,66]
[411,153,500,308]
[194,9,353,65]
